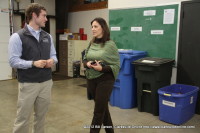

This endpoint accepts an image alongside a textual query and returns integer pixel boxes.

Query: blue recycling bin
[110,49,147,109]
[158,84,199,125]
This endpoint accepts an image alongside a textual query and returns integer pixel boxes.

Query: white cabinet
[0,1,12,80]
[67,40,89,77]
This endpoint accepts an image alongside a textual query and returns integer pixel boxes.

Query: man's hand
[44,59,54,68]
[33,60,47,68]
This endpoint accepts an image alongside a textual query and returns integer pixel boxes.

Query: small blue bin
[110,50,147,109]
[158,84,199,125]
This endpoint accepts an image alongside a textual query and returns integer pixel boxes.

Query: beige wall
[108,0,191,9]
[68,9,108,41]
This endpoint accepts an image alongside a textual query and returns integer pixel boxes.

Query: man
[8,3,58,133]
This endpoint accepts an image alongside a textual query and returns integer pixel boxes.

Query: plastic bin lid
[133,57,174,66]
[118,49,134,54]
[118,49,147,55]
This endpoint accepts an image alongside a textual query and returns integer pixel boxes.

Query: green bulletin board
[109,4,178,59]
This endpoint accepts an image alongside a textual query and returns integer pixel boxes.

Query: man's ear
[32,12,37,19]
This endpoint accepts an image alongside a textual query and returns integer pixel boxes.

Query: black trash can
[133,57,174,116]
[73,61,80,78]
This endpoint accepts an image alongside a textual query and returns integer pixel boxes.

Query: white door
[0,0,12,80]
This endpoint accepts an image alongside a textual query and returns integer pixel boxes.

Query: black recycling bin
[133,57,174,116]
[73,61,80,78]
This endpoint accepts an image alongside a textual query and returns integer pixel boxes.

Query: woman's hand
[91,60,102,71]
[86,61,94,69]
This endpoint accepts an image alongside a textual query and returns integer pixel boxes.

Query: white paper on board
[144,10,156,16]
[151,30,164,35]
[131,27,142,32]
[163,9,175,24]
[111,27,121,31]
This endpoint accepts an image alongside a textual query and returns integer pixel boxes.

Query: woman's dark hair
[25,3,46,23]
[91,17,110,44]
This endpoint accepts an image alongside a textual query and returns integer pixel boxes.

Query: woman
[83,17,120,133]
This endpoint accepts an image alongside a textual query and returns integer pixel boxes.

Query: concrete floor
[0,78,200,133]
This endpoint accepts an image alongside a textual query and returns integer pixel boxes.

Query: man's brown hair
[25,3,46,23]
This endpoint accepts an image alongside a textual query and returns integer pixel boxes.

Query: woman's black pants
[87,73,115,133]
